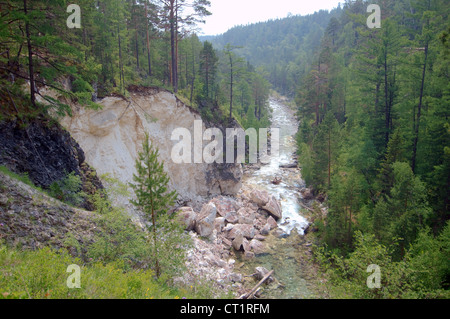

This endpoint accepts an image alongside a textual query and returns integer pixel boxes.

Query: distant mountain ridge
[200,7,343,95]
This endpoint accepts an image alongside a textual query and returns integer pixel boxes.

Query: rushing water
[239,98,314,299]
[244,98,309,235]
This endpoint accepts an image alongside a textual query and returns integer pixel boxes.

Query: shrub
[48,171,85,207]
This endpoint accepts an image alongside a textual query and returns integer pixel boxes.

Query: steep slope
[0,170,99,251]
[0,116,103,211]
[59,86,243,212]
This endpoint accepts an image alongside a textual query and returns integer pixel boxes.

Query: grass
[0,166,42,192]
[0,244,196,299]
[0,167,227,299]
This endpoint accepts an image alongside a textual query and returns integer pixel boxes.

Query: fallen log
[279,163,298,169]
[239,270,275,299]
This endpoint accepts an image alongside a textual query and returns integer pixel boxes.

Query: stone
[262,196,282,220]
[228,224,256,240]
[250,239,266,254]
[176,207,197,231]
[222,237,232,247]
[249,189,270,207]
[255,266,273,282]
[194,202,217,237]
[211,196,240,217]
[260,223,271,235]
[214,217,225,232]
[0,194,8,206]
[224,211,239,224]
[232,233,244,251]
[223,223,234,232]
[244,251,255,259]
[242,238,251,252]
[229,272,243,283]
[254,234,266,241]
[267,216,278,229]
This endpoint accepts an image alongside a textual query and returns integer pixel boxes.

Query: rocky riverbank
[173,185,287,296]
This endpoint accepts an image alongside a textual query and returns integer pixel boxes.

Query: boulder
[267,216,278,229]
[176,207,197,231]
[224,211,239,224]
[262,196,282,220]
[232,233,244,251]
[194,202,217,237]
[211,196,239,217]
[214,217,225,232]
[249,189,270,207]
[255,266,273,283]
[222,237,232,248]
[242,238,251,252]
[250,239,266,254]
[228,224,256,240]
[237,208,255,224]
[260,223,271,235]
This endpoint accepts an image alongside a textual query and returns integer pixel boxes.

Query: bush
[0,245,189,299]
[315,229,450,299]
[48,172,85,207]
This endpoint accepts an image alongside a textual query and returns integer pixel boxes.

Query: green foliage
[299,0,449,298]
[48,172,85,207]
[208,8,343,96]
[86,208,150,269]
[130,134,189,279]
[315,229,450,299]
[0,244,199,299]
[0,166,38,190]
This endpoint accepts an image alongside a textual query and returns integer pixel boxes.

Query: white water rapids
[244,98,309,235]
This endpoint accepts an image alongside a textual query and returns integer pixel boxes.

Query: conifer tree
[131,134,177,278]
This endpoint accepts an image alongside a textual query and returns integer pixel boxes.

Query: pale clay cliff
[58,87,243,217]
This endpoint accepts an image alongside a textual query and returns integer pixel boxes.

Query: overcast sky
[198,0,343,36]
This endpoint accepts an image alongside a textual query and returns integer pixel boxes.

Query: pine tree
[131,134,177,278]
[199,41,218,100]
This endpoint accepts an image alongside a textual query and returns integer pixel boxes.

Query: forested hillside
[295,0,449,298]
[0,0,271,131]
[207,8,343,96]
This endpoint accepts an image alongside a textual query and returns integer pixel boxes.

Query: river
[238,97,316,299]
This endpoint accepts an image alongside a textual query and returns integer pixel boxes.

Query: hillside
[204,8,343,95]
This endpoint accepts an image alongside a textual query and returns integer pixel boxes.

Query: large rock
[211,196,240,217]
[214,217,225,232]
[242,238,251,252]
[267,216,278,229]
[194,202,217,237]
[224,211,239,224]
[260,223,271,235]
[227,224,256,240]
[232,233,244,251]
[249,189,270,207]
[237,208,254,224]
[176,207,197,231]
[255,266,273,282]
[262,196,282,220]
[250,239,266,254]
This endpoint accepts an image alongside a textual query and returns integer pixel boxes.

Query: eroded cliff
[59,86,243,213]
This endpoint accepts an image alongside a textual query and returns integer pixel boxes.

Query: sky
[198,0,343,36]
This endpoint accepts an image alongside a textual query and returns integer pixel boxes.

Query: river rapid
[238,97,316,299]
